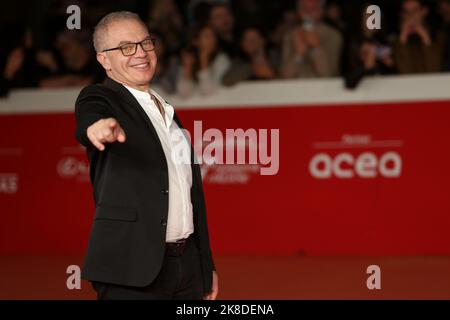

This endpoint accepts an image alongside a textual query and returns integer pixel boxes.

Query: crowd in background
[1,0,450,97]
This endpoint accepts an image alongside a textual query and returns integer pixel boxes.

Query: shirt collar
[150,88,174,124]
[124,85,174,126]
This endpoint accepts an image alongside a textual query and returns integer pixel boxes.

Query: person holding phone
[279,0,343,79]
[345,4,396,89]
[395,0,445,74]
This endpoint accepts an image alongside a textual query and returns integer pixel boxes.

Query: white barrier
[1,73,450,114]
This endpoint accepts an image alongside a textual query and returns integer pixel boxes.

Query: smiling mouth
[130,62,150,69]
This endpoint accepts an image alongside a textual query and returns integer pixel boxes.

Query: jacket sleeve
[74,85,115,147]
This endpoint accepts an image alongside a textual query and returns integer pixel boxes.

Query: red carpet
[1,255,449,299]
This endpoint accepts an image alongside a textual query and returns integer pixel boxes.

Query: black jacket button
[161,189,169,194]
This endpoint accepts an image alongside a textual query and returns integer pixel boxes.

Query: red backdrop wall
[1,100,450,255]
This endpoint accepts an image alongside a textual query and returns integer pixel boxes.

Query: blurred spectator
[345,4,396,89]
[0,26,58,96]
[232,0,272,31]
[222,27,279,86]
[188,0,231,27]
[208,3,237,58]
[280,0,343,79]
[39,30,104,88]
[438,0,450,71]
[323,0,346,34]
[394,0,445,74]
[149,30,179,95]
[5,0,450,96]
[176,25,230,98]
[270,9,298,50]
[147,0,185,53]
[189,1,213,28]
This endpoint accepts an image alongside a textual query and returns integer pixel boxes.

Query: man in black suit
[74,11,218,300]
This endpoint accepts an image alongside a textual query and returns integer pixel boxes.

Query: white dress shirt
[124,85,194,242]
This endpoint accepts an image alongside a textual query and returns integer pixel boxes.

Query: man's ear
[97,52,111,71]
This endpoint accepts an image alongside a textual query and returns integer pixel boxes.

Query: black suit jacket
[74,77,215,294]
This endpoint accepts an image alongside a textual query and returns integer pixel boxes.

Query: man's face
[197,27,217,52]
[297,0,323,21]
[209,6,234,34]
[241,29,264,56]
[97,19,157,90]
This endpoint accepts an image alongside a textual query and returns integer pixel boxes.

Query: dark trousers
[90,236,204,300]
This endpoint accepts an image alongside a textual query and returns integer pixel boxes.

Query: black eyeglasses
[102,38,156,56]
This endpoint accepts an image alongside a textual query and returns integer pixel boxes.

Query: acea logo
[309,134,403,179]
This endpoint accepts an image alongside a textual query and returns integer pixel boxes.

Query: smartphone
[302,16,315,31]
[375,45,392,59]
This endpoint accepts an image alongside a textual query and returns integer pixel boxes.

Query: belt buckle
[167,238,187,256]
[175,238,186,256]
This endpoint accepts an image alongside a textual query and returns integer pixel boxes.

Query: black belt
[165,236,191,257]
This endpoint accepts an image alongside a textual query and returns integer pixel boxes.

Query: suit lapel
[104,77,162,144]
[103,77,202,186]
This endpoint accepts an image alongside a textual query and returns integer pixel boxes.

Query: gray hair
[93,11,148,52]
